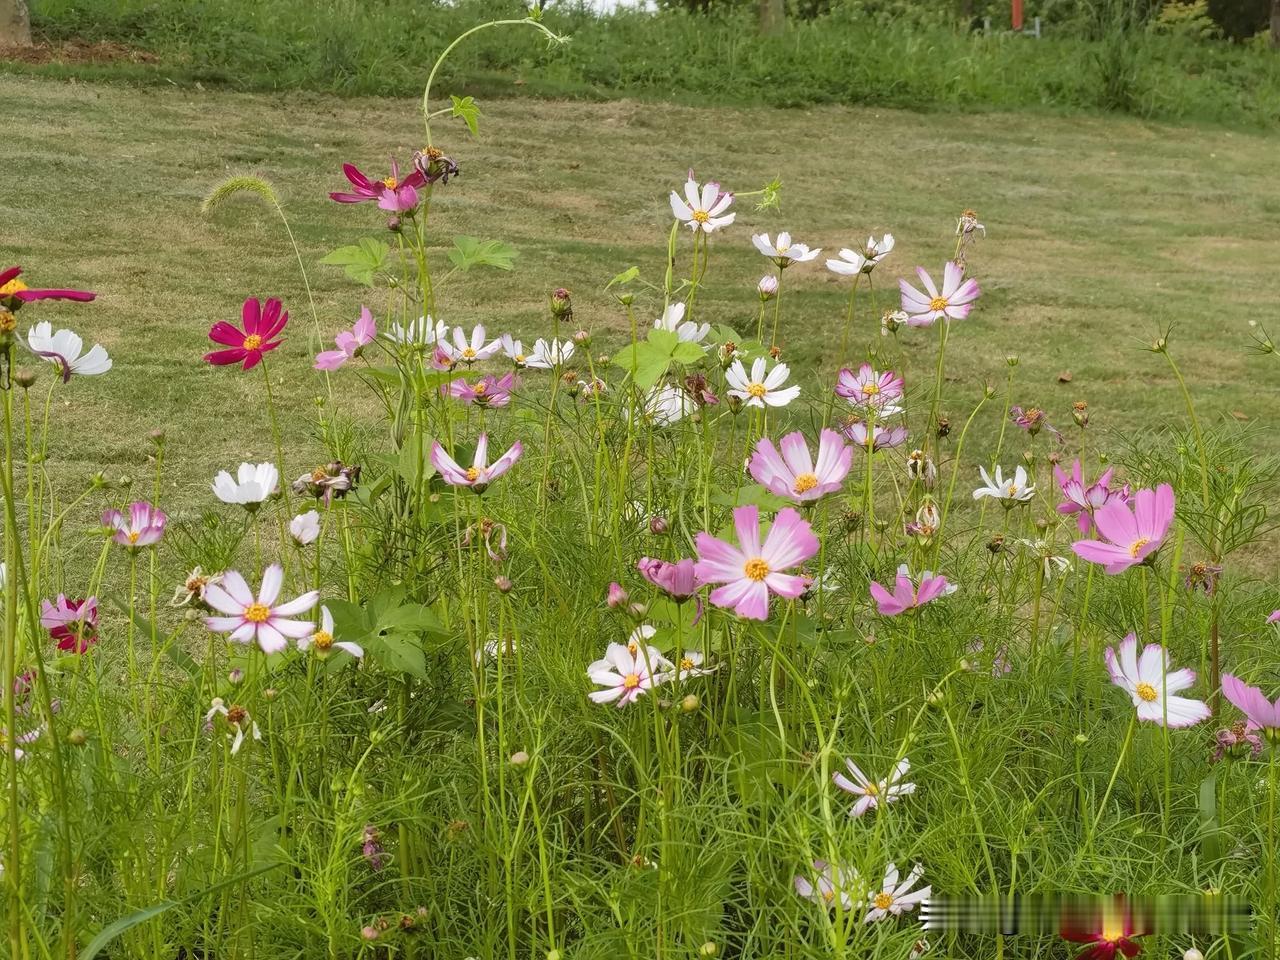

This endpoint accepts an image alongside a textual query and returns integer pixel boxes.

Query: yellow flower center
[242,334,263,351]
[822,888,836,903]
[1136,682,1158,702]
[126,531,140,544]
[744,558,770,581]
[472,381,487,395]
[244,603,271,623]
[680,657,696,671]
[747,382,767,399]
[382,176,398,189]
[862,382,880,395]
[0,278,28,296]
[864,783,879,796]
[874,892,894,911]
[793,473,819,494]
[622,673,641,690]
[465,467,480,482]
[928,296,948,311]
[515,354,525,364]
[0,310,14,333]
[312,630,334,651]
[1129,537,1151,558]
[462,347,477,358]
[692,209,710,223]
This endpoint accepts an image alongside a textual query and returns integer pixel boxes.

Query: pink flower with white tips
[1105,633,1210,728]
[833,757,916,818]
[315,306,376,371]
[202,564,319,655]
[834,363,904,416]
[669,172,735,234]
[869,564,953,616]
[865,863,931,922]
[1054,459,1123,533]
[1071,483,1174,574]
[102,500,167,548]
[693,505,819,621]
[749,429,852,503]
[899,262,981,326]
[431,434,523,491]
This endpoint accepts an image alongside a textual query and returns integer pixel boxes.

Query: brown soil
[0,40,158,65]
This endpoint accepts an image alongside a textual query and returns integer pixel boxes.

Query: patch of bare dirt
[0,40,158,65]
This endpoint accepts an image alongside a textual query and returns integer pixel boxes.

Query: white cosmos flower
[499,334,548,370]
[205,698,262,756]
[384,315,447,346]
[865,863,931,922]
[833,757,916,818]
[212,462,279,506]
[725,357,800,408]
[441,324,500,365]
[669,174,735,234]
[289,510,321,545]
[531,337,574,367]
[631,384,694,427]
[826,234,894,276]
[795,860,862,911]
[297,606,364,659]
[751,232,821,267]
[25,321,111,379]
[653,303,710,344]
[1105,634,1211,728]
[972,465,1035,503]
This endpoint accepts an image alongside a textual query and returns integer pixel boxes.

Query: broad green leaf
[319,237,389,286]
[448,236,518,272]
[450,95,482,137]
[648,328,680,354]
[365,632,427,679]
[671,341,706,364]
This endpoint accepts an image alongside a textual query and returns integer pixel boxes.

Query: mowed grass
[4,73,1280,513]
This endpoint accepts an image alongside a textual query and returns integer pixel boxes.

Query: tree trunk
[0,0,32,47]
[1272,0,1280,48]
[759,0,783,35]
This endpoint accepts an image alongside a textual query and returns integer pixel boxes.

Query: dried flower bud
[768,345,782,360]
[1072,400,1089,428]
[987,535,1005,554]
[935,417,950,439]
[13,368,36,389]
[494,575,513,594]
[649,515,669,535]
[510,750,530,767]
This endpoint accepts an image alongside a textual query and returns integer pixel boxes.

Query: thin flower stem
[1086,711,1137,852]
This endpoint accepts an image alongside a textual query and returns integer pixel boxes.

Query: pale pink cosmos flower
[315,306,376,371]
[899,262,981,326]
[749,429,852,503]
[693,505,819,621]
[833,757,916,818]
[445,372,518,407]
[586,641,670,708]
[1221,673,1280,737]
[1054,459,1122,533]
[1105,633,1210,728]
[725,357,800,408]
[203,564,319,655]
[669,172,735,234]
[869,564,953,616]
[834,363,904,416]
[844,421,908,451]
[865,863,931,922]
[431,434,523,491]
[1071,483,1174,574]
[752,232,821,267]
[102,501,167,548]
[441,324,500,365]
[795,860,862,911]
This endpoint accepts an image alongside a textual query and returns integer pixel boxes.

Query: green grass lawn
[5,73,1280,511]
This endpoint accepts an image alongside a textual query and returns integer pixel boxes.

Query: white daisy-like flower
[631,384,694,427]
[289,510,321,545]
[751,232,821,268]
[826,234,894,276]
[725,357,800,408]
[384,315,448,346]
[212,462,279,507]
[972,465,1035,504]
[530,337,575,367]
[498,334,548,370]
[25,321,111,379]
[653,303,710,344]
[832,757,916,817]
[669,173,735,234]
[794,860,862,911]
[1105,633,1211,728]
[297,605,364,659]
[441,324,500,365]
[865,863,931,922]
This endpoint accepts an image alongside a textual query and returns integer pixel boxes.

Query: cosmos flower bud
[67,728,87,746]
[360,927,379,941]
[649,516,669,536]
[549,287,573,320]
[387,216,402,233]
[263,687,279,701]
[547,951,563,960]
[757,275,778,301]
[1074,733,1089,745]
[1006,355,1019,367]
[699,942,719,957]
[148,428,166,445]
[13,368,36,388]
[680,694,700,713]
[726,394,744,414]
[1183,950,1203,960]
[228,668,244,685]
[510,750,530,767]
[627,602,648,620]
[606,582,629,609]
[573,329,590,347]
[494,575,513,594]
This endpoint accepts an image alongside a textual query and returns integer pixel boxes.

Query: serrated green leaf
[450,95,482,137]
[448,236,518,272]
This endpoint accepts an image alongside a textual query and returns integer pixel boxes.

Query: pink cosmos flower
[899,262,981,326]
[637,556,698,601]
[587,641,669,708]
[102,501,167,548]
[204,297,287,371]
[315,306,376,370]
[844,421,908,451]
[1221,673,1280,736]
[431,434,523,491]
[1104,634,1210,728]
[329,159,426,212]
[693,505,819,621]
[834,363,904,416]
[0,266,95,307]
[749,429,852,503]
[202,564,319,655]
[1071,483,1174,574]
[40,596,99,653]
[869,564,952,616]
[1054,460,1123,533]
[833,757,916,818]
[1267,611,1280,624]
[445,372,517,407]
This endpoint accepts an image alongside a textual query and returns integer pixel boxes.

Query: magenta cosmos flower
[431,434,523,491]
[202,564,319,655]
[1221,673,1280,740]
[329,159,426,213]
[315,306,376,371]
[205,297,288,371]
[1105,634,1210,728]
[1071,483,1174,574]
[749,429,852,503]
[40,596,99,653]
[1054,460,1123,534]
[0,266,95,308]
[445,372,518,407]
[693,505,819,621]
[899,262,981,326]
[834,363,904,416]
[870,564,951,616]
[103,501,167,548]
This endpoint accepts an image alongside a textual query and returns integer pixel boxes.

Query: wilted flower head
[411,145,460,185]
[906,449,937,487]
[171,567,223,608]
[956,208,985,239]
[40,595,99,653]
[1212,721,1263,762]
[292,462,360,504]
[682,372,719,407]
[1010,405,1063,442]
[362,825,389,871]
[205,698,261,755]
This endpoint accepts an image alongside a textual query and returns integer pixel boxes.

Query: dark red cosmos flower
[0,266,96,308]
[1061,897,1144,960]
[40,595,100,654]
[205,297,288,371]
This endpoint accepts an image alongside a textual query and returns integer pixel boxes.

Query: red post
[1012,0,1024,30]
